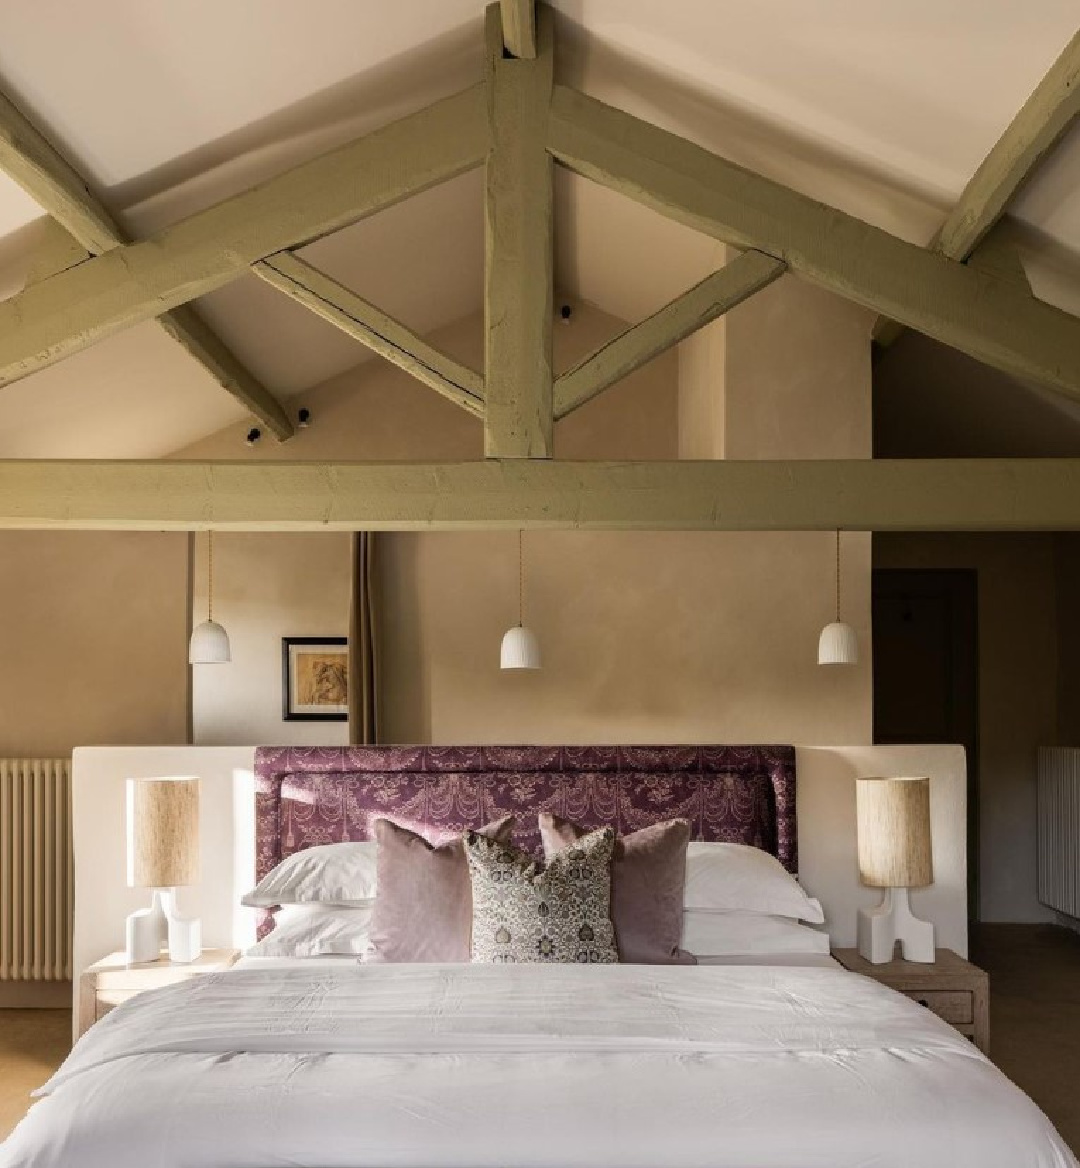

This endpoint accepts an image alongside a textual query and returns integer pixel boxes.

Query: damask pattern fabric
[466,828,619,964]
[253,745,796,939]
[539,814,694,965]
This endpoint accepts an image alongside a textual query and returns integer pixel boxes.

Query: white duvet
[2,963,1075,1168]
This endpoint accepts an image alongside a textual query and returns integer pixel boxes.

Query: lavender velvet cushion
[368,816,514,963]
[539,813,695,965]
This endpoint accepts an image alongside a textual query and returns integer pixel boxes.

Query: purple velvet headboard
[254,746,798,899]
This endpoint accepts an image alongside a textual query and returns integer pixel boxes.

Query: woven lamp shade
[132,777,201,888]
[856,777,933,888]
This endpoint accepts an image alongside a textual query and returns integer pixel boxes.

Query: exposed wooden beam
[0,91,117,255]
[1,458,1079,532]
[873,29,1080,348]
[0,87,295,439]
[499,0,537,58]
[156,305,295,439]
[966,224,1032,294]
[0,85,488,395]
[483,2,554,458]
[936,29,1080,260]
[254,253,485,418]
[548,84,1080,405]
[554,250,785,420]
[25,219,90,285]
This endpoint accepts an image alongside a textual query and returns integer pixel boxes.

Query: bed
[1,745,1075,1168]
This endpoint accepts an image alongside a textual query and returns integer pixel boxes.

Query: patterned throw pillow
[539,815,694,965]
[465,828,619,964]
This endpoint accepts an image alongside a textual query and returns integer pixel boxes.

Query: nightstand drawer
[905,990,973,1024]
[832,948,989,1055]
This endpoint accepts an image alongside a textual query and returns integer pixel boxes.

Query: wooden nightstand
[77,949,240,1038]
[832,947,989,1054]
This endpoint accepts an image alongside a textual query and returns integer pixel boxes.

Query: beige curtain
[348,532,378,745]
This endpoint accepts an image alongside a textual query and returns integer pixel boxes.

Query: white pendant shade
[818,621,858,665]
[188,619,231,664]
[500,625,541,670]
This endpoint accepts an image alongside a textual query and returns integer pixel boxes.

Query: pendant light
[188,530,231,665]
[500,530,540,670]
[818,529,858,665]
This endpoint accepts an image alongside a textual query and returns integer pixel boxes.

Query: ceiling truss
[554,251,785,421]
[0,4,1078,530]
[253,254,485,418]
[873,28,1080,349]
[0,90,295,439]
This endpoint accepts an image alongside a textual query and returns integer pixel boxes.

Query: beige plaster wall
[724,274,873,460]
[379,529,870,745]
[874,533,1059,923]
[0,532,190,755]
[677,318,725,460]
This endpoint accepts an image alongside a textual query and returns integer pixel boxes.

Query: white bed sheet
[695,952,840,968]
[233,953,842,971]
[234,954,361,970]
[2,963,1074,1168]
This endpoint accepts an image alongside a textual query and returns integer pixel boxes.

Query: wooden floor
[0,925,1077,1150]
[972,922,1080,1155]
[0,1009,70,1141]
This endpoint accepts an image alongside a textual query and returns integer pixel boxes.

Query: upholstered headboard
[254,745,797,894]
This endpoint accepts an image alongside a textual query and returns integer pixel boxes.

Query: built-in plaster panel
[71,741,967,1036]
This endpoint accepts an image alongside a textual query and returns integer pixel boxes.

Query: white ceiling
[0,0,1077,456]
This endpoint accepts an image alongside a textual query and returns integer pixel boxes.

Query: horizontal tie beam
[1,458,1079,531]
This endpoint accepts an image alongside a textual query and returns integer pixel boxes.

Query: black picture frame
[281,636,348,722]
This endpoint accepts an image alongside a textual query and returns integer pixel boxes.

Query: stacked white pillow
[242,842,378,957]
[242,838,829,962]
[680,842,829,959]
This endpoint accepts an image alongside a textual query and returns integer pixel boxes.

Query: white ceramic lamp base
[857,886,935,964]
[125,889,167,963]
[125,888,202,964]
[166,911,202,963]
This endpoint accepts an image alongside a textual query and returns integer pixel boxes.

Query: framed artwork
[282,637,348,721]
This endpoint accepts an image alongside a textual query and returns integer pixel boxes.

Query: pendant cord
[835,529,841,622]
[208,530,214,622]
[518,529,525,627]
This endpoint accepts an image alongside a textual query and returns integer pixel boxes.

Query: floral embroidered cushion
[465,827,619,964]
[539,814,694,965]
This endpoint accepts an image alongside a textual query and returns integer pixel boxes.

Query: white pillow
[241,842,378,908]
[246,903,375,958]
[681,910,830,957]
[683,842,824,924]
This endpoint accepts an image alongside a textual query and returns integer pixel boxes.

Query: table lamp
[856,776,934,964]
[126,776,202,963]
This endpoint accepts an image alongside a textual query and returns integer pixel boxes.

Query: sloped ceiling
[0,0,1077,457]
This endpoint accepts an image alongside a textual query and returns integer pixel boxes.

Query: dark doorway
[872,569,980,922]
